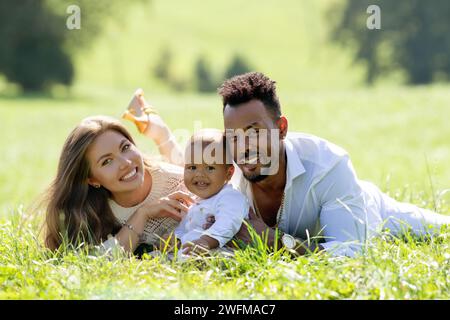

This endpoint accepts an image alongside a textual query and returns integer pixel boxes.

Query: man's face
[223,99,282,182]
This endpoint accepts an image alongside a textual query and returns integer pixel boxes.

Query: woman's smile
[120,167,139,182]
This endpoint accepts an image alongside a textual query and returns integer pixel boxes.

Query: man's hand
[226,208,281,249]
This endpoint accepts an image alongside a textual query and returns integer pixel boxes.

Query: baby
[175,129,249,255]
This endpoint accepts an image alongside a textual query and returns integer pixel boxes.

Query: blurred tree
[0,0,144,92]
[153,47,173,81]
[0,1,73,91]
[45,0,141,52]
[333,0,450,84]
[223,54,253,80]
[195,56,216,92]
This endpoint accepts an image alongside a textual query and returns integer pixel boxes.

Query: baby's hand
[182,236,218,256]
[181,239,209,256]
[202,215,215,230]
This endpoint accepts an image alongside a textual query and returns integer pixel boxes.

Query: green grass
[0,84,449,299]
[0,210,449,299]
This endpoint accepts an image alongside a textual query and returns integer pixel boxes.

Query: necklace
[275,192,285,227]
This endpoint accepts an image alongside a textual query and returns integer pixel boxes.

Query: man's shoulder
[286,132,349,162]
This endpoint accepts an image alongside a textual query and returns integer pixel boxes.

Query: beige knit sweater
[101,162,186,251]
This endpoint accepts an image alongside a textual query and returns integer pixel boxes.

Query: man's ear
[276,116,288,139]
[226,165,235,180]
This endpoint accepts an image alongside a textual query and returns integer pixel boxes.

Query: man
[218,72,450,257]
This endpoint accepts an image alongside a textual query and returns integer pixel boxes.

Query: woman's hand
[137,191,194,221]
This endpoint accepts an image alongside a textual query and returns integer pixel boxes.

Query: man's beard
[243,172,269,183]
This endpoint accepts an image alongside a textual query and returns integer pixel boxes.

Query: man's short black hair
[218,72,281,119]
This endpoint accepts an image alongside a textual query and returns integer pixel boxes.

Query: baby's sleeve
[174,212,189,241]
[202,190,249,247]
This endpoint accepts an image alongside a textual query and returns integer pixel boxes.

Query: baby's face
[184,162,232,199]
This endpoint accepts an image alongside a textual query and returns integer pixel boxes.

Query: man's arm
[314,155,372,257]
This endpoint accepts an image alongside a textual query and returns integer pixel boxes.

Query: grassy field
[1,84,449,214]
[0,0,449,300]
[0,84,449,299]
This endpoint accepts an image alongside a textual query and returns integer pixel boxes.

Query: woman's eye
[102,159,112,166]
[122,144,131,152]
[188,165,196,171]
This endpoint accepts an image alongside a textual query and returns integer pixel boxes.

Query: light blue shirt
[175,184,249,247]
[231,132,384,257]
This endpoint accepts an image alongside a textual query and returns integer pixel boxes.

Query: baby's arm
[200,190,249,248]
[181,235,219,255]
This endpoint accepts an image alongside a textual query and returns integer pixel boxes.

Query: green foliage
[153,47,173,81]
[152,51,254,93]
[195,56,217,93]
[333,0,450,84]
[0,1,73,91]
[45,0,145,52]
[223,54,253,80]
[0,0,144,92]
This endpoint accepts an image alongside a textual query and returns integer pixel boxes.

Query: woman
[44,89,193,254]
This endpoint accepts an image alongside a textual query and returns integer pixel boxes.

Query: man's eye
[207,166,215,171]
[188,165,196,170]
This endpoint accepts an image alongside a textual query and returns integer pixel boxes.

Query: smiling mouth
[120,167,138,181]
[193,181,210,189]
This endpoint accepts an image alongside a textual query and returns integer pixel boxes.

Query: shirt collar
[284,137,306,190]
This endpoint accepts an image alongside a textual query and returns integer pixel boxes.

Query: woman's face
[86,130,145,195]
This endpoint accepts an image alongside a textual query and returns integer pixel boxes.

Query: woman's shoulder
[150,161,184,176]
[147,161,185,195]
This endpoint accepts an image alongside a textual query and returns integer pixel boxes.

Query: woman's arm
[114,209,149,253]
[111,191,194,254]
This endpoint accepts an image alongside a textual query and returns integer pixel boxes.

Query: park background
[0,0,449,299]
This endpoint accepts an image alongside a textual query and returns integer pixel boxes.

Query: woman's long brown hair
[44,115,151,250]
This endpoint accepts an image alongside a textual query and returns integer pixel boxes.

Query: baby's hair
[185,128,232,166]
